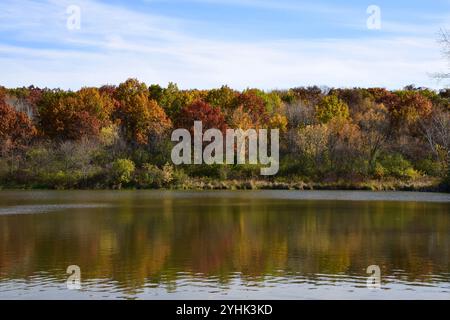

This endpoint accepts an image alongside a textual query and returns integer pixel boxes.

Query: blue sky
[0,0,449,90]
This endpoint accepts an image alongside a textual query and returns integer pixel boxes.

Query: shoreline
[1,177,447,193]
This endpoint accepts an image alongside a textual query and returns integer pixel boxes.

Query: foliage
[37,88,113,140]
[315,95,349,124]
[111,158,135,186]
[176,99,227,133]
[234,90,270,128]
[1,80,449,191]
[390,91,433,127]
[378,154,420,180]
[114,79,172,145]
[205,85,238,111]
[0,91,37,154]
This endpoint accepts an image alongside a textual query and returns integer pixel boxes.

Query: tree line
[0,79,449,191]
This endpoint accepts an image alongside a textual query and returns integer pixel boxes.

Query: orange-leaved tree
[0,89,37,154]
[114,78,172,146]
[37,88,114,140]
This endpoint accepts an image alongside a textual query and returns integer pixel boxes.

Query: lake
[0,190,449,299]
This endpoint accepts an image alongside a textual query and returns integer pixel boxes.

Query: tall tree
[315,95,349,124]
[233,91,270,128]
[176,99,227,134]
[114,79,172,146]
[37,88,113,140]
[0,90,37,155]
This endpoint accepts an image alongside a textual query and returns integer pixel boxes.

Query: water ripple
[0,204,111,215]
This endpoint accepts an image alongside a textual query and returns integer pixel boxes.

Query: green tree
[315,95,349,124]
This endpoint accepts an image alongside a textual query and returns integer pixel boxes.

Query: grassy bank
[1,176,446,192]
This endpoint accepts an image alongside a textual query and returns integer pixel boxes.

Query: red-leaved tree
[176,99,227,134]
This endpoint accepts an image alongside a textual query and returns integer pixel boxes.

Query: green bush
[111,159,135,187]
[184,164,224,179]
[172,168,189,187]
[415,158,444,177]
[229,163,262,179]
[44,170,83,189]
[372,162,386,179]
[279,156,314,178]
[137,162,174,188]
[378,154,420,180]
[137,163,164,188]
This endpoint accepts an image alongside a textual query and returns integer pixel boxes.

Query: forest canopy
[0,80,449,191]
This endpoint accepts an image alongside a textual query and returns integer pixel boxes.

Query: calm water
[0,190,449,300]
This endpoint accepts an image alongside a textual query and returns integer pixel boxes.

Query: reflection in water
[0,190,449,299]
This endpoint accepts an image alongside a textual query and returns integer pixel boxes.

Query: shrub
[378,154,420,180]
[138,163,164,188]
[172,168,189,186]
[372,162,385,179]
[111,159,135,187]
[415,158,443,177]
[137,162,174,188]
[44,170,83,189]
[161,163,174,185]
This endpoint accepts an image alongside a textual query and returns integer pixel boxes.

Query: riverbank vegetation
[0,80,449,192]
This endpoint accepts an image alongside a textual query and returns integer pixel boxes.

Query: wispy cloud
[0,0,447,90]
[143,0,355,15]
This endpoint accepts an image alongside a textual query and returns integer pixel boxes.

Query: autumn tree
[368,88,433,130]
[148,84,164,102]
[269,113,288,132]
[354,102,390,169]
[243,88,283,113]
[0,92,36,152]
[233,91,270,128]
[315,95,349,124]
[114,79,172,146]
[389,91,432,128]
[205,85,238,111]
[295,124,330,176]
[326,118,363,177]
[290,86,324,106]
[37,88,114,140]
[99,85,117,98]
[157,83,207,119]
[330,88,374,115]
[229,105,253,130]
[0,91,37,174]
[176,99,227,134]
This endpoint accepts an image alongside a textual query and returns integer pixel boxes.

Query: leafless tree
[419,107,450,168]
[422,29,450,174]
[434,29,450,81]
[283,101,315,129]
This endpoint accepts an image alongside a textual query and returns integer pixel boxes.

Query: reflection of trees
[0,195,449,293]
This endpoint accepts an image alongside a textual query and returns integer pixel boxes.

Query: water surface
[0,190,449,299]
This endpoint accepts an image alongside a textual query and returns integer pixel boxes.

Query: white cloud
[0,0,447,90]
[144,0,354,15]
